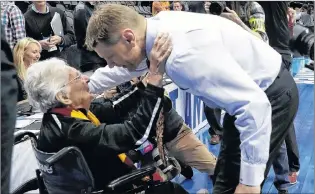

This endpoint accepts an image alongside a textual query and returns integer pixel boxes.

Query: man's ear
[56,91,72,105]
[122,29,136,46]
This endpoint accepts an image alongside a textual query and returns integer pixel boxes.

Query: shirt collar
[32,3,49,14]
[145,17,160,59]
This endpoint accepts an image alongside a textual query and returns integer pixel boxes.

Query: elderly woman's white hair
[24,58,71,112]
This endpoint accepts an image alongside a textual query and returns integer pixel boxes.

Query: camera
[209,1,226,15]
[289,24,314,60]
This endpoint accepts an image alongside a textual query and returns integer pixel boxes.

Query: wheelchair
[13,131,188,194]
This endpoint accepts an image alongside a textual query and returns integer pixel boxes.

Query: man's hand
[220,7,243,26]
[39,39,55,50]
[49,35,62,45]
[234,183,260,194]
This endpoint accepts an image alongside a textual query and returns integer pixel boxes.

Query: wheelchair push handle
[46,147,80,165]
[107,166,157,190]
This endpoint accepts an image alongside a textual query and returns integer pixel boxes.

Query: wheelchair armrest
[107,166,156,191]
[14,131,38,144]
[46,147,79,165]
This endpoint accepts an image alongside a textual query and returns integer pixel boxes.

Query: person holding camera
[259,2,301,187]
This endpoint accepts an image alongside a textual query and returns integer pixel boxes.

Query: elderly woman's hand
[102,88,117,99]
[149,32,173,75]
[130,77,140,86]
[146,33,172,87]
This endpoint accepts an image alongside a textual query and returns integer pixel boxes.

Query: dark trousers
[204,105,223,136]
[281,52,300,173]
[212,65,299,194]
[273,142,290,190]
[285,124,300,172]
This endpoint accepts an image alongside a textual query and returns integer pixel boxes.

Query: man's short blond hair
[85,4,144,50]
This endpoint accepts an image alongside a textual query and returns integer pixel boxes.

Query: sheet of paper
[14,129,40,136]
[26,113,43,120]
[50,12,64,51]
[15,120,36,129]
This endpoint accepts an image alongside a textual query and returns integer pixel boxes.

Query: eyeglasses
[60,73,82,89]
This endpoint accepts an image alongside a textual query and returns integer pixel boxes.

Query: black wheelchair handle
[46,147,80,165]
[107,166,156,190]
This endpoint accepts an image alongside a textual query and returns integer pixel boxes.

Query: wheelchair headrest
[30,138,95,194]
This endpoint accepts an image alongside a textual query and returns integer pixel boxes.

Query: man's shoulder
[50,7,65,16]
[24,9,34,18]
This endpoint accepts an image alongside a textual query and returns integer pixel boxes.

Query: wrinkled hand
[49,35,62,45]
[102,88,117,99]
[234,184,260,194]
[149,32,173,74]
[39,39,55,50]
[140,73,149,87]
[220,7,242,25]
[130,77,140,86]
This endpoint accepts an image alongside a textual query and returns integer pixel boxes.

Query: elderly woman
[13,37,41,101]
[24,40,186,193]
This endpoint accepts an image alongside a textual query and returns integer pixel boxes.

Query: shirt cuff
[59,36,65,46]
[239,160,266,186]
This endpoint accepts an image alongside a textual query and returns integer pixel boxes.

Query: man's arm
[73,4,87,49]
[170,42,271,186]
[1,29,18,194]
[65,84,164,152]
[88,63,147,94]
[10,6,26,46]
[59,9,76,47]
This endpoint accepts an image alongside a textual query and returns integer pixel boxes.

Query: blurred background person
[259,1,301,186]
[204,1,211,14]
[1,27,18,194]
[74,1,106,72]
[188,1,206,13]
[1,1,26,50]
[172,1,184,11]
[299,4,314,32]
[24,0,75,60]
[152,1,170,16]
[287,7,296,37]
[13,37,41,101]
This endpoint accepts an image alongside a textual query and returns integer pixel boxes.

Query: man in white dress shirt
[85,4,299,194]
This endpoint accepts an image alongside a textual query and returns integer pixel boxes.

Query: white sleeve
[88,65,147,94]
[170,44,271,186]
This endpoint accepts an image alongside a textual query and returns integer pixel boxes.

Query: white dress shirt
[89,11,282,186]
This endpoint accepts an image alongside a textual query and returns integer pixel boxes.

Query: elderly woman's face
[23,43,40,68]
[64,68,93,110]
